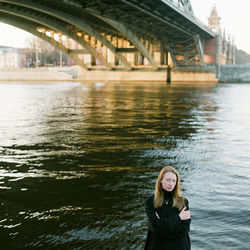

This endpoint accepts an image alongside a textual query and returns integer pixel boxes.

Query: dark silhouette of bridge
[0,0,215,71]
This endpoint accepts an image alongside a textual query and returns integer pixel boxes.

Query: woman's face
[161,172,177,192]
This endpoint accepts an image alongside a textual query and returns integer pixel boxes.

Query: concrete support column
[154,41,161,66]
[77,34,84,64]
[134,52,139,66]
[83,34,90,64]
[124,40,133,66]
[165,44,169,65]
[160,41,165,65]
[149,41,154,58]
[141,38,145,65]
[113,37,119,66]
[164,49,168,65]
[101,33,108,62]
[65,36,70,49]
[58,33,63,67]
[117,38,123,66]
[106,35,115,66]
[216,35,221,79]
[106,35,112,64]
[167,66,171,83]
[143,39,149,65]
[90,36,96,66]
[96,40,102,65]
[103,44,108,62]
[50,31,57,66]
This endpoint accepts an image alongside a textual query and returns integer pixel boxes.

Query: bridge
[0,0,216,72]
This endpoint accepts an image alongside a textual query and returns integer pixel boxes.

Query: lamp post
[60,50,62,67]
[36,49,39,68]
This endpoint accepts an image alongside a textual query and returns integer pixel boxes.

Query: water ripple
[1,82,250,249]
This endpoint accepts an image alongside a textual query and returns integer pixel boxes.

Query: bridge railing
[167,0,194,15]
[164,0,215,36]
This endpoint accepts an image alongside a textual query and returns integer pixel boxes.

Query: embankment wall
[0,67,75,81]
[78,68,217,82]
[0,66,217,82]
[220,65,250,82]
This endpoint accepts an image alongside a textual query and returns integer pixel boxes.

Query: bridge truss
[0,0,215,70]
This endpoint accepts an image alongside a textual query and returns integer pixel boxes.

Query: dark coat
[144,193,191,250]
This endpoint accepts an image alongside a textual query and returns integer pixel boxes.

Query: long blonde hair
[154,166,185,210]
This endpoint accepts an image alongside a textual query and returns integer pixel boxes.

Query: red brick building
[204,5,235,65]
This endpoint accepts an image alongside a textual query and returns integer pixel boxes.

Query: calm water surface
[0,81,250,249]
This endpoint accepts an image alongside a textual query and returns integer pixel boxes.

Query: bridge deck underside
[0,0,214,70]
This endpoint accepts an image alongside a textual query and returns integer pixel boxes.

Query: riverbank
[219,64,250,83]
[0,66,79,81]
[0,66,218,82]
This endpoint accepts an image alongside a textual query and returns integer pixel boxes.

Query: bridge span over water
[0,0,216,74]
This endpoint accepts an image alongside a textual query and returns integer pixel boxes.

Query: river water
[0,81,249,250]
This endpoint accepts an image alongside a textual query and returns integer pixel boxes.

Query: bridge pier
[167,66,171,84]
[78,67,217,82]
[219,65,250,82]
[0,0,218,77]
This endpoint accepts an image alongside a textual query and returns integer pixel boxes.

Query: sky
[0,0,250,53]
[191,0,250,53]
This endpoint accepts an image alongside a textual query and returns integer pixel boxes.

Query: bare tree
[25,37,70,67]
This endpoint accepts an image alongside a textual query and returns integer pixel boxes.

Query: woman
[145,166,191,250]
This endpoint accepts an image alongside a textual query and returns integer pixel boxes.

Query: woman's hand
[155,212,160,219]
[179,206,191,220]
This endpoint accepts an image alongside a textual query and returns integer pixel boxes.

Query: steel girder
[0,1,115,70]
[93,15,158,69]
[0,0,133,70]
[0,14,89,69]
[0,0,215,69]
[0,0,153,70]
[79,0,214,67]
[0,0,134,69]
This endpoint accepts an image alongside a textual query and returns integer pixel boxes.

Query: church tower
[208,5,221,34]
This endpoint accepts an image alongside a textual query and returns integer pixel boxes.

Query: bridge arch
[0,0,135,70]
[0,1,116,69]
[0,0,215,70]
[0,14,89,69]
[0,0,153,70]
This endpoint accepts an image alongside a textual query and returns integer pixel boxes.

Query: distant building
[208,5,221,34]
[0,46,26,69]
[204,5,236,65]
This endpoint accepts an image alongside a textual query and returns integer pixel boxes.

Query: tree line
[25,37,74,67]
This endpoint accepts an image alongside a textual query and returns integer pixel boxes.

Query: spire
[223,29,226,38]
[208,4,221,34]
[232,36,235,46]
[210,4,219,18]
